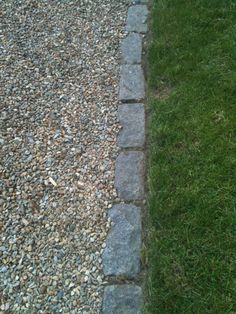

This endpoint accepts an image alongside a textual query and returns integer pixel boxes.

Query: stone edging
[102,1,148,313]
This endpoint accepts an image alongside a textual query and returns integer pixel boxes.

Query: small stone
[1,303,10,312]
[41,286,47,294]
[57,291,64,300]
[0,246,6,252]
[22,218,29,226]
[97,275,102,283]
[77,181,85,189]
[102,285,143,314]
[0,266,8,273]
[5,303,10,311]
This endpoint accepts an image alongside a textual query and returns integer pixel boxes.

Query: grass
[145,0,236,313]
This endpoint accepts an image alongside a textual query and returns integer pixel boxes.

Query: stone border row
[102,2,148,313]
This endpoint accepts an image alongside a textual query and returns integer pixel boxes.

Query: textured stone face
[102,285,143,314]
[115,151,145,200]
[118,103,145,148]
[126,5,148,33]
[130,0,148,3]
[102,204,141,277]
[121,33,142,64]
[119,65,145,102]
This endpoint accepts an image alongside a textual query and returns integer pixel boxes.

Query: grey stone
[0,266,8,273]
[130,0,148,3]
[119,65,145,102]
[102,285,143,314]
[126,5,148,33]
[121,33,142,64]
[118,103,145,148]
[102,204,141,277]
[115,151,145,200]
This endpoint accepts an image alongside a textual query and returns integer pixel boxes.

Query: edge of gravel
[102,1,149,313]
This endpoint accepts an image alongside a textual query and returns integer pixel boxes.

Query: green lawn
[145,0,236,313]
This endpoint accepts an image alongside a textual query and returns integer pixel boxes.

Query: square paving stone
[126,5,148,33]
[102,204,141,277]
[119,65,145,102]
[121,33,142,64]
[102,285,143,314]
[115,151,145,200]
[118,103,145,148]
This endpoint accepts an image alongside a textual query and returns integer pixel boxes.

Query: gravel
[0,1,127,312]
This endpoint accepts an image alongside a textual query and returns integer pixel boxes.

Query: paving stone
[102,285,143,314]
[118,103,145,148]
[126,5,148,33]
[115,151,144,200]
[119,65,145,102]
[121,33,142,64]
[102,204,141,277]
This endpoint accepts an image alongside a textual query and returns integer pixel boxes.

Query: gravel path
[0,1,127,312]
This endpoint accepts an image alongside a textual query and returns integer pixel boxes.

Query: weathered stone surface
[130,0,148,3]
[126,5,148,33]
[118,103,145,148]
[119,65,145,101]
[102,285,143,314]
[115,151,144,200]
[102,204,141,277]
[121,33,142,64]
